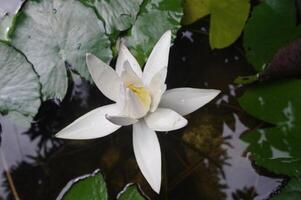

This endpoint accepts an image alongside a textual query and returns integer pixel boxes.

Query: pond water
[0,1,285,200]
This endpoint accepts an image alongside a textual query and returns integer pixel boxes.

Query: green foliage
[125,0,183,65]
[118,184,145,200]
[63,171,107,200]
[80,0,143,34]
[239,79,301,176]
[0,42,40,127]
[61,171,145,200]
[8,0,183,101]
[272,178,301,200]
[243,0,301,71]
[182,0,250,49]
[10,0,112,101]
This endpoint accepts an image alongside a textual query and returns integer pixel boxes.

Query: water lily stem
[0,150,20,200]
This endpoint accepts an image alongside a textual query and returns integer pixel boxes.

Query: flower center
[127,83,151,109]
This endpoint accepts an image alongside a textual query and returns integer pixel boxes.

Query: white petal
[133,120,161,193]
[120,87,149,119]
[55,104,120,139]
[105,114,138,126]
[144,108,187,132]
[143,30,171,85]
[115,44,142,78]
[120,61,143,86]
[147,67,167,112]
[160,88,221,116]
[86,53,121,102]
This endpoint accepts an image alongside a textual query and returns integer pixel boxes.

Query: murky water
[0,2,285,199]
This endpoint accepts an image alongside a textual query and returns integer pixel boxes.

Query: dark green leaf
[61,171,107,200]
[243,0,301,71]
[10,0,112,100]
[118,184,145,200]
[0,42,40,127]
[272,178,301,200]
[239,79,301,176]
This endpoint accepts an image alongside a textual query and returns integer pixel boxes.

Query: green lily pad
[0,42,40,126]
[59,170,145,200]
[272,178,301,200]
[118,184,145,200]
[81,0,143,35]
[182,0,209,25]
[182,0,250,49]
[10,0,112,100]
[62,171,107,200]
[125,0,183,65]
[243,0,301,71]
[239,79,301,176]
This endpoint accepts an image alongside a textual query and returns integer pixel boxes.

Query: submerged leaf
[10,0,112,100]
[239,79,301,176]
[244,0,301,71]
[182,0,250,49]
[0,42,40,126]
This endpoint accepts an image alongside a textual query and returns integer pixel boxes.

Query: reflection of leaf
[81,0,143,34]
[244,0,301,71]
[62,170,107,200]
[182,0,250,49]
[0,42,40,126]
[239,79,301,176]
[125,0,183,65]
[271,178,301,200]
[118,184,145,200]
[10,0,112,101]
[260,38,301,80]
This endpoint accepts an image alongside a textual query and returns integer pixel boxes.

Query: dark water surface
[0,26,285,200]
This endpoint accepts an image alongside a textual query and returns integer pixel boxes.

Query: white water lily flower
[55,30,220,193]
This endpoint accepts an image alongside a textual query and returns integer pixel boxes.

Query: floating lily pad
[118,184,145,200]
[10,0,112,100]
[125,0,183,65]
[81,0,143,35]
[243,0,301,71]
[182,0,250,49]
[61,170,107,200]
[272,178,301,200]
[239,79,301,176]
[59,170,145,200]
[0,42,40,126]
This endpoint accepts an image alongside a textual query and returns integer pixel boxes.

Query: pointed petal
[55,104,120,139]
[143,30,171,85]
[133,120,161,193]
[116,44,142,78]
[160,88,221,116]
[147,67,167,112]
[145,108,187,132]
[105,114,138,126]
[86,53,121,102]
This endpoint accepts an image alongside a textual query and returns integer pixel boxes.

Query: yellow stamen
[127,84,151,108]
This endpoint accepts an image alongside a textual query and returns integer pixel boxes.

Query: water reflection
[0,27,285,200]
